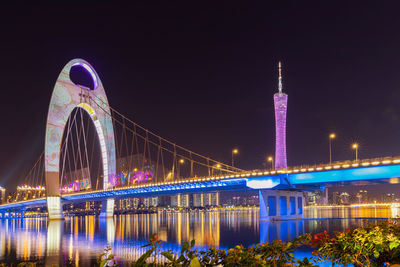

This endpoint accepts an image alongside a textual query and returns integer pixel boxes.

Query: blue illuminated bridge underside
[2,164,400,212]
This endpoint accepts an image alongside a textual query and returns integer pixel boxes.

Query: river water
[0,206,398,266]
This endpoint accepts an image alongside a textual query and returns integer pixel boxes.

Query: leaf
[161,251,174,261]
[134,250,153,266]
[181,242,189,253]
[373,250,379,258]
[191,239,195,247]
[189,257,201,267]
[390,242,400,250]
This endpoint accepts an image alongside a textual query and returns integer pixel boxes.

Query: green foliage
[129,234,316,266]
[309,220,400,267]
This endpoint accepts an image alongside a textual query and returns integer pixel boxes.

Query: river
[0,206,398,266]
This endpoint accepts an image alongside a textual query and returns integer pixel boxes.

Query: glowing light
[71,62,99,90]
[329,133,336,139]
[383,160,392,164]
[246,179,279,189]
[274,64,288,170]
[372,161,380,165]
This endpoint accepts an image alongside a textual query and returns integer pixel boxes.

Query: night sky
[1,1,400,189]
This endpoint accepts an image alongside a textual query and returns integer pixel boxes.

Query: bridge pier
[47,196,64,220]
[259,190,303,221]
[100,198,115,218]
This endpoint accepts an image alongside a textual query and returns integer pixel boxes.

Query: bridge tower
[44,59,116,220]
[274,61,288,170]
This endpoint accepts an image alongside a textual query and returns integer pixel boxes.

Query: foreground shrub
[127,234,316,266]
[309,220,400,267]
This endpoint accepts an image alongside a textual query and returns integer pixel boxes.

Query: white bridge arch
[44,58,116,219]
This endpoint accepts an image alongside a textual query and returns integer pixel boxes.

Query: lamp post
[352,143,359,161]
[178,158,185,179]
[232,149,238,167]
[329,133,336,164]
[268,156,274,170]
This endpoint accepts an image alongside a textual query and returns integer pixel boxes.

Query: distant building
[143,197,158,208]
[332,192,340,205]
[0,187,5,204]
[356,190,368,204]
[8,185,45,202]
[180,194,189,208]
[339,192,350,205]
[383,193,395,203]
[193,194,204,207]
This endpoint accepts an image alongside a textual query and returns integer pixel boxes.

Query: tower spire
[278,61,283,94]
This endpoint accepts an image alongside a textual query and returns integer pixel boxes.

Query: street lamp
[268,156,274,170]
[329,133,336,164]
[352,143,359,161]
[178,158,185,179]
[232,149,239,167]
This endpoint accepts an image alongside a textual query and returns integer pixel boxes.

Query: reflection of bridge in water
[1,208,396,264]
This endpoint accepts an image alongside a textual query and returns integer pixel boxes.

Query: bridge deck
[2,157,400,211]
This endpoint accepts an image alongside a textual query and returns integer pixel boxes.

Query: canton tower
[274,61,288,170]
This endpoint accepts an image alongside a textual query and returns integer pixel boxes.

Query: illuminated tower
[274,61,288,170]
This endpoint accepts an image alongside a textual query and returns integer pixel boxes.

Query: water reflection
[260,220,305,243]
[305,205,400,218]
[0,207,399,265]
[46,221,63,266]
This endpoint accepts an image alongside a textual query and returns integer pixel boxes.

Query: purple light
[71,62,99,90]
[274,93,288,170]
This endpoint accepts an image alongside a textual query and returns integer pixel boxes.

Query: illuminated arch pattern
[44,59,116,201]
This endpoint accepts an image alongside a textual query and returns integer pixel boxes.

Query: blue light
[290,165,400,184]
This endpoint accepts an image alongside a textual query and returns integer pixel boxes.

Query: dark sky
[1,1,400,189]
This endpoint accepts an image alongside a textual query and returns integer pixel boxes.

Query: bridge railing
[276,156,400,174]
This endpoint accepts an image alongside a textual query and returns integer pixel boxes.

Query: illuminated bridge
[2,156,400,219]
[1,59,399,221]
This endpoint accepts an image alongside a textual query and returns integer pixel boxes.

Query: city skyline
[2,2,400,190]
